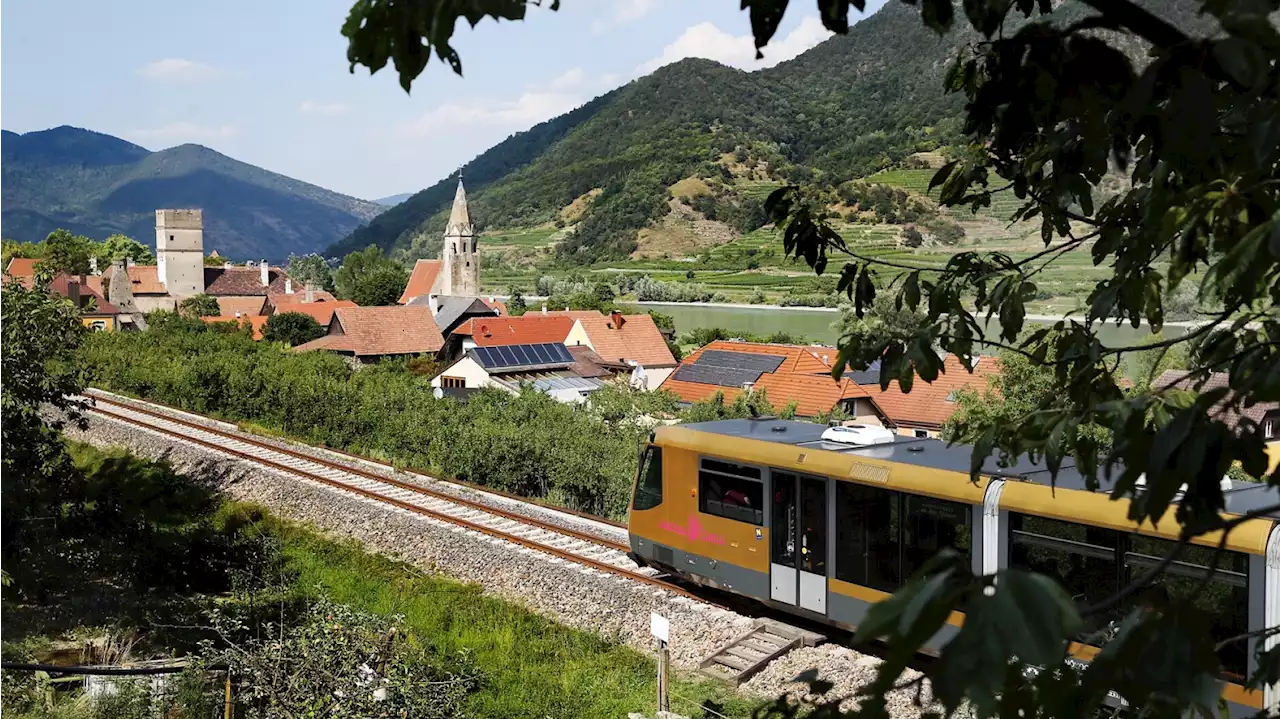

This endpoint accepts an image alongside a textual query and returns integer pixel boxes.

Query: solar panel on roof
[696,350,786,373]
[529,344,550,364]
[473,343,573,369]
[673,364,765,388]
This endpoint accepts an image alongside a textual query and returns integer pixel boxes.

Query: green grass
[481,227,562,248]
[280,527,757,719]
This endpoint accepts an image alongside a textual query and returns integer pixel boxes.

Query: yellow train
[626,418,1280,716]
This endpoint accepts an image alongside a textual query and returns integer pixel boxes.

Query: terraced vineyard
[871,169,1026,222]
[481,227,564,248]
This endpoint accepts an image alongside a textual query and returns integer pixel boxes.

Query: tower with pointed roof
[441,177,478,296]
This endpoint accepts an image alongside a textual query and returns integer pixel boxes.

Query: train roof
[675,418,1280,519]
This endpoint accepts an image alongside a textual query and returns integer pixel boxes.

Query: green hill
[330,0,1211,265]
[2,126,382,262]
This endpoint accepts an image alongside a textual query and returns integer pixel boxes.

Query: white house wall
[430,356,494,390]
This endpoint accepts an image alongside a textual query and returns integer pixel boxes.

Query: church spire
[447,175,471,233]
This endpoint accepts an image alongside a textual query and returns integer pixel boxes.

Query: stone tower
[155,209,206,298]
[441,178,478,296]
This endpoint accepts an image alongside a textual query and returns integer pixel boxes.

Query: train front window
[632,446,663,511]
[699,459,764,525]
[1125,536,1249,679]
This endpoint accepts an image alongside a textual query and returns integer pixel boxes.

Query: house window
[169,234,174,242]
[1265,419,1275,439]
[440,376,465,388]
[914,429,929,438]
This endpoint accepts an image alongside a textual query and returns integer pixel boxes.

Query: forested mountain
[2,126,382,262]
[330,0,1209,264]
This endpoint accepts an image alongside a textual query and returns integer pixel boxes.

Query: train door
[769,470,828,614]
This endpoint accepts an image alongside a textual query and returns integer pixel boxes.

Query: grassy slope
[283,528,755,719]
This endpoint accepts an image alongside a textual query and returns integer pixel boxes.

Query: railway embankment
[60,397,948,718]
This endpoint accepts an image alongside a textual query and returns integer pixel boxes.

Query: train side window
[632,446,663,511]
[902,495,972,578]
[1009,515,1120,633]
[1125,535,1249,679]
[698,459,764,525]
[835,482,900,591]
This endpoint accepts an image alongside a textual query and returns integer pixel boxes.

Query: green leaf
[920,0,954,33]
[932,571,1079,711]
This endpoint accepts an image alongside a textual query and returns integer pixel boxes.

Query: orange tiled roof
[295,305,443,357]
[215,296,267,318]
[484,298,508,315]
[5,257,38,277]
[102,264,168,294]
[452,315,575,346]
[398,260,442,303]
[573,313,676,368]
[272,299,358,327]
[869,355,1001,428]
[202,315,269,340]
[274,289,340,305]
[660,340,871,417]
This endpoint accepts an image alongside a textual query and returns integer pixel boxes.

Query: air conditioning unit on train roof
[821,424,896,447]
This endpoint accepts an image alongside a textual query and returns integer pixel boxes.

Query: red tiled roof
[566,345,615,378]
[49,274,119,314]
[295,305,444,357]
[215,296,267,318]
[272,299,358,327]
[452,315,575,346]
[398,260,442,303]
[1155,370,1280,429]
[102,265,168,294]
[573,314,676,368]
[484,298,508,315]
[202,315,269,340]
[204,266,291,296]
[869,355,1001,428]
[660,341,873,417]
[5,257,38,277]
[274,289,339,306]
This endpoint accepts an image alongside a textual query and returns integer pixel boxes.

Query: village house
[292,305,444,362]
[563,311,677,390]
[660,340,999,432]
[661,340,886,419]
[430,342,610,404]
[3,259,135,331]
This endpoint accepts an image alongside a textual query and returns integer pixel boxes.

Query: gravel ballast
[68,402,943,718]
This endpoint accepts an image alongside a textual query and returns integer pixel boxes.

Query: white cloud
[592,0,659,33]
[136,58,224,82]
[636,15,832,75]
[127,122,241,143]
[299,100,350,117]
[398,69,624,138]
[398,91,583,137]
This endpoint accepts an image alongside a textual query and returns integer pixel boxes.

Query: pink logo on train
[660,515,726,545]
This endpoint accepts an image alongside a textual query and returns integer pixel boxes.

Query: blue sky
[2,0,886,201]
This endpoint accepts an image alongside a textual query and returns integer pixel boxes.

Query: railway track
[81,393,714,604]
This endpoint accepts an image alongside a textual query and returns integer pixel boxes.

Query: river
[626,302,1187,348]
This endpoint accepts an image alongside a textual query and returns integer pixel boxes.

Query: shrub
[262,312,325,346]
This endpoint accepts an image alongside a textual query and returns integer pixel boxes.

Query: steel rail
[86,403,710,602]
[88,394,629,552]
[86,389,626,529]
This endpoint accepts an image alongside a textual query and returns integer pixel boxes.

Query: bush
[79,323,651,518]
[262,312,325,346]
[633,276,713,303]
[926,219,965,246]
[178,294,221,318]
[901,225,924,248]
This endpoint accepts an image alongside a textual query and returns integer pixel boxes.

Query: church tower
[441,177,478,296]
